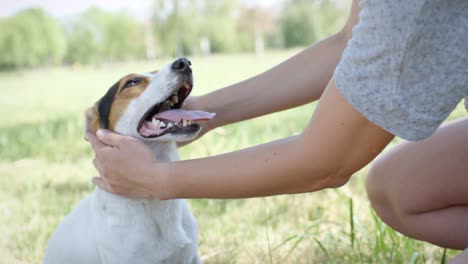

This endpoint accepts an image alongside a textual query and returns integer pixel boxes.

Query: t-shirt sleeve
[333,0,467,141]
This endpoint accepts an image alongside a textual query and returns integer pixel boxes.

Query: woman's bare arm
[162,80,394,199]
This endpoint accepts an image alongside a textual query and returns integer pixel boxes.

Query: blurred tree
[104,11,146,61]
[199,0,242,53]
[0,0,348,69]
[280,0,317,48]
[63,8,104,64]
[237,6,277,54]
[64,7,146,64]
[153,0,250,56]
[311,0,347,38]
[0,8,67,69]
[280,0,347,48]
[153,0,201,56]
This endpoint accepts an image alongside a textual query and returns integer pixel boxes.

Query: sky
[0,0,283,20]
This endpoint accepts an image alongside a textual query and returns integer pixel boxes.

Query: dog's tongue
[154,109,215,122]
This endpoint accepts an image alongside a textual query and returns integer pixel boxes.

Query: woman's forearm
[199,31,350,130]
[167,134,337,199]
[163,83,394,200]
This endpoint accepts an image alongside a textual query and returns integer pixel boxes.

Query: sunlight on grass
[0,50,465,263]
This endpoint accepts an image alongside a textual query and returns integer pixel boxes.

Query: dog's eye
[124,78,142,89]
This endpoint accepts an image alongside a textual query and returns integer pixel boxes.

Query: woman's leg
[366,117,468,249]
[450,248,468,264]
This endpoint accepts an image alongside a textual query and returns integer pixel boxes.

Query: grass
[0,50,465,263]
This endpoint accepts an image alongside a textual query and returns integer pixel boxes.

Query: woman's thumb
[96,129,124,147]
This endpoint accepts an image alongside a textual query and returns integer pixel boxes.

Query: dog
[44,58,214,264]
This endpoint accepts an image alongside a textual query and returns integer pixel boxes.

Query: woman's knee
[366,155,404,227]
[365,145,428,233]
[366,158,390,209]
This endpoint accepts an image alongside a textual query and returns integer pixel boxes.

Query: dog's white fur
[44,62,201,264]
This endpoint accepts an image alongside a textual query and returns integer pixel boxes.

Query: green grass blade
[349,198,355,249]
[441,248,447,264]
[263,198,273,264]
[313,237,329,257]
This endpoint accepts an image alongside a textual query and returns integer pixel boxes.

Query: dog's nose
[171,58,192,74]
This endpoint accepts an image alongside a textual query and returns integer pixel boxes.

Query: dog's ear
[84,103,100,134]
[84,81,119,134]
[97,81,119,129]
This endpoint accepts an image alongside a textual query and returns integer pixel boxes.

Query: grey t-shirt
[334,0,468,141]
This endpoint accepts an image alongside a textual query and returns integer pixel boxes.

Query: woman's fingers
[86,128,162,199]
[96,129,131,148]
[86,132,109,153]
[92,158,100,171]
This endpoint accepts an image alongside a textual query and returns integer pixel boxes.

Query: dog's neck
[145,141,179,162]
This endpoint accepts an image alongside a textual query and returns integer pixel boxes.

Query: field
[0,50,465,263]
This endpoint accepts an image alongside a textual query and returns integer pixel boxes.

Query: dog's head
[85,58,215,142]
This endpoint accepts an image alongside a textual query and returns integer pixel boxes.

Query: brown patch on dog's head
[84,73,153,134]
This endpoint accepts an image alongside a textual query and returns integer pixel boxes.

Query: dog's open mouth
[137,81,215,138]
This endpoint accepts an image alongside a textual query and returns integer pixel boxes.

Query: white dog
[44,58,214,264]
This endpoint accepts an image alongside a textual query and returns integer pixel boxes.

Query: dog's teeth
[167,123,174,128]
[182,119,188,126]
[152,119,160,127]
[187,120,192,125]
[160,121,166,128]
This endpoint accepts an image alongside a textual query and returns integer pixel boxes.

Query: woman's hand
[86,129,170,199]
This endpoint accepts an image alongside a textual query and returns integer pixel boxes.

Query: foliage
[199,0,247,53]
[0,8,67,69]
[281,1,318,48]
[0,6,146,68]
[151,0,348,55]
[311,0,348,38]
[64,7,146,64]
[0,0,349,69]
[153,0,201,56]
[153,0,247,56]
[280,0,347,48]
